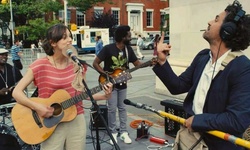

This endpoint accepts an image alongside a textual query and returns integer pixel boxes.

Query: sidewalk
[80,54,176,150]
[8,50,177,150]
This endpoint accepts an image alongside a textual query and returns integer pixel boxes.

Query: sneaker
[110,133,118,145]
[120,132,132,144]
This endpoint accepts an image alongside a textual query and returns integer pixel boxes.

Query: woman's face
[53,29,72,52]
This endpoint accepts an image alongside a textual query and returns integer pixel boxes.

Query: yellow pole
[158,110,250,149]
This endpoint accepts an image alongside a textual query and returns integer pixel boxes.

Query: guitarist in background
[12,23,113,150]
[93,25,144,145]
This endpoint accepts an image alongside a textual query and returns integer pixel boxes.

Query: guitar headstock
[111,72,132,84]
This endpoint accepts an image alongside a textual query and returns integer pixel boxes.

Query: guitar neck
[61,85,103,109]
[128,60,152,73]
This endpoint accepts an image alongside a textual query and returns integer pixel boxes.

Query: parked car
[143,36,169,50]
[130,37,137,46]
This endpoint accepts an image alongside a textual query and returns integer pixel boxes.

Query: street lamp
[64,0,68,26]
[1,0,14,45]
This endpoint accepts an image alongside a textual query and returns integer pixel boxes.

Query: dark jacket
[153,49,250,150]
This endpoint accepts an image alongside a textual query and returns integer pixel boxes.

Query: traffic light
[1,0,8,4]
[14,29,18,35]
[79,30,84,34]
[71,24,77,31]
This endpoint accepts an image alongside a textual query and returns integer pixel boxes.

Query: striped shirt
[30,57,87,114]
[11,45,21,60]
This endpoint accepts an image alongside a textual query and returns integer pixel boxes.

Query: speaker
[220,9,245,41]
[90,105,108,130]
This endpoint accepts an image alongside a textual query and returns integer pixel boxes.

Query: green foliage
[67,0,112,12]
[160,14,169,34]
[16,18,60,40]
[1,0,110,41]
[90,11,116,37]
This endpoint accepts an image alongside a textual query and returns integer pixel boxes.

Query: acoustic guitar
[11,72,132,145]
[99,57,157,84]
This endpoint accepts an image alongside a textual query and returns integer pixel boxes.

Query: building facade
[60,0,169,38]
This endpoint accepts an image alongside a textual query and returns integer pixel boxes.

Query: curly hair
[42,24,72,56]
[114,25,130,42]
[223,0,250,51]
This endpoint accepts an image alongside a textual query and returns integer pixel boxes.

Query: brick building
[58,0,169,38]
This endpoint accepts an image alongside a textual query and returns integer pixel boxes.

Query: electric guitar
[11,72,132,145]
[99,57,158,84]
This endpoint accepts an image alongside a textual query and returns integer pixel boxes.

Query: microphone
[123,99,144,108]
[66,49,81,66]
[123,99,159,114]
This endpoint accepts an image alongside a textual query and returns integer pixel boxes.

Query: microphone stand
[126,102,250,149]
[80,61,120,150]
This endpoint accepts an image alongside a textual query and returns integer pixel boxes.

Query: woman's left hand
[102,82,113,99]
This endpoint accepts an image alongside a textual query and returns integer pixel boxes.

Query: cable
[130,119,154,129]
[211,40,223,79]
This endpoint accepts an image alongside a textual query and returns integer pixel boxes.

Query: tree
[90,11,117,37]
[67,0,112,12]
[16,18,60,40]
[0,0,111,42]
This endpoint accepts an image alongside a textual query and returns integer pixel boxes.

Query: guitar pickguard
[43,111,64,128]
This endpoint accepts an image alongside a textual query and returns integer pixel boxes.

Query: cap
[0,48,9,54]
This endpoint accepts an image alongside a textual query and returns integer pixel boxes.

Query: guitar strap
[125,46,129,68]
[219,51,244,71]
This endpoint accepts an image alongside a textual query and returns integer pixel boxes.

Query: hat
[0,48,9,54]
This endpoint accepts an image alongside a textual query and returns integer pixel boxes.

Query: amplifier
[90,105,108,130]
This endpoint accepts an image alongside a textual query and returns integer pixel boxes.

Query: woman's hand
[34,103,54,118]
[157,32,171,65]
[102,82,113,99]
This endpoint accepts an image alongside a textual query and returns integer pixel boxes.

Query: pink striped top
[30,57,87,114]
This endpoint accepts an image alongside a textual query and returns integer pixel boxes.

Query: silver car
[143,36,169,50]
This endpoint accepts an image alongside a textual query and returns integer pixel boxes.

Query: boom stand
[81,79,120,150]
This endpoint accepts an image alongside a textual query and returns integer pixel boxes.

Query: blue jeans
[107,88,127,134]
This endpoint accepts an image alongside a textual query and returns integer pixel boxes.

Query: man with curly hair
[153,0,250,149]
[93,25,143,145]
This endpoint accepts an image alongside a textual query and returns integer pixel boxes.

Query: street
[5,48,175,150]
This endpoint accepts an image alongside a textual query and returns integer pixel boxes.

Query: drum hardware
[0,103,15,124]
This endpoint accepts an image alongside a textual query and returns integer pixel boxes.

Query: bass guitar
[11,72,132,145]
[99,57,157,84]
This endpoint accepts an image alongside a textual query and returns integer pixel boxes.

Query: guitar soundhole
[51,103,62,116]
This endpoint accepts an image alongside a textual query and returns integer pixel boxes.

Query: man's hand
[157,32,171,65]
[184,116,194,131]
[0,88,9,95]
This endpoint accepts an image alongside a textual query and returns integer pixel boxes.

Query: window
[90,32,96,43]
[94,7,104,18]
[77,11,85,26]
[112,10,120,25]
[58,10,71,22]
[146,11,153,27]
